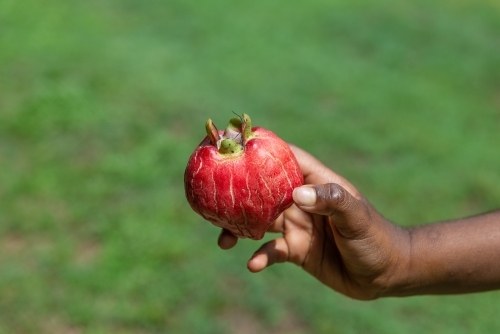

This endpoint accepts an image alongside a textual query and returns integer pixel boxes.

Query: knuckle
[315,183,352,215]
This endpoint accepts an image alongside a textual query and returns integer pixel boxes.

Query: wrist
[376,225,415,298]
[382,226,440,297]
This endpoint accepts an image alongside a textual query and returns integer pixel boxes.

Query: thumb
[293,183,372,239]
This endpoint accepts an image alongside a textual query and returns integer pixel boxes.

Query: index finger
[289,145,361,199]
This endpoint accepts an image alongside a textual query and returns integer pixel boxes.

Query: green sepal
[227,118,242,130]
[222,117,243,140]
[241,113,255,143]
[205,118,220,146]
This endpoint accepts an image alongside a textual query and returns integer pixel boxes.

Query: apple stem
[219,139,243,155]
[205,119,220,146]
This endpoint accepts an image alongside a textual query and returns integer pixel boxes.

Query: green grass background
[1,0,500,332]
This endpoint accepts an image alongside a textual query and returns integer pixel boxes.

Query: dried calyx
[205,113,255,155]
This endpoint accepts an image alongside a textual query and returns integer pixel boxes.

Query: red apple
[184,114,303,240]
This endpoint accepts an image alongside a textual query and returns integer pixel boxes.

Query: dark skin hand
[218,145,500,300]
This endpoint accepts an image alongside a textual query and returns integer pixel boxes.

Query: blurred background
[1,0,500,332]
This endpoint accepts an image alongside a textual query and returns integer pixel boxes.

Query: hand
[218,145,410,300]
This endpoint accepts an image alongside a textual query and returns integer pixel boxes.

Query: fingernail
[293,186,316,206]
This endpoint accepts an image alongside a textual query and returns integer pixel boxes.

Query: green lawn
[1,0,500,332]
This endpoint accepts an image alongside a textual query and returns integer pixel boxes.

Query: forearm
[390,210,500,296]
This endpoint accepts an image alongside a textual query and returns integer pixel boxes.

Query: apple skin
[184,120,303,240]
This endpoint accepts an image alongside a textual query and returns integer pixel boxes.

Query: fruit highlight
[184,113,303,240]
